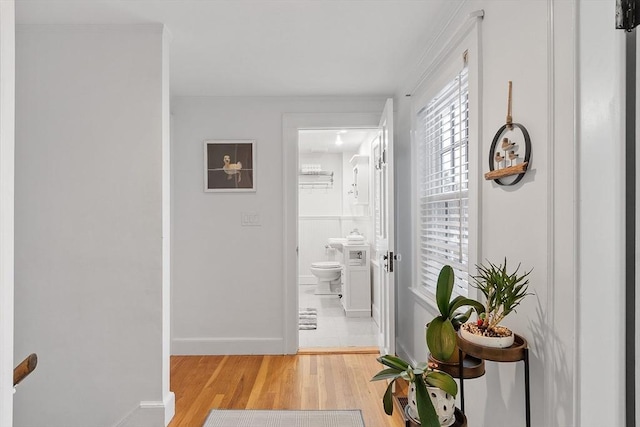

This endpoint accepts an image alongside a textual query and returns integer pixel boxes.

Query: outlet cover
[241,212,261,226]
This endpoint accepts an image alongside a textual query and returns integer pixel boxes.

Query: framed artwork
[204,139,256,192]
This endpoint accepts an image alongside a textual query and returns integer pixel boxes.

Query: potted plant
[426,265,485,363]
[371,354,458,427]
[460,258,533,348]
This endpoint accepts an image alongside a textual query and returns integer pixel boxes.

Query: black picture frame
[204,140,256,192]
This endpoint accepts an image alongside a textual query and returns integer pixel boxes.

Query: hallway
[168,353,405,427]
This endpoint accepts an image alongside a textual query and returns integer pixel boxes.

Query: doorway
[282,101,395,354]
[297,128,379,349]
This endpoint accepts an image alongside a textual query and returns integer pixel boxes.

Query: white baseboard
[299,275,315,285]
[171,337,284,355]
[114,392,175,427]
[372,303,380,326]
[344,308,372,318]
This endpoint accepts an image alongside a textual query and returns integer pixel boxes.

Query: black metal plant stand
[457,332,531,427]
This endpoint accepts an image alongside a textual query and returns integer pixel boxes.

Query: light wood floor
[169,352,406,427]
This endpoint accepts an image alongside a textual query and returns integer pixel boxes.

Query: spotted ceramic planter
[407,383,456,426]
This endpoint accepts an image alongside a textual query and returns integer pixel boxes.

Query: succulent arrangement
[465,258,532,337]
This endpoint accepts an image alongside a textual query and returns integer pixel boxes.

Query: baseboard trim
[344,309,372,318]
[372,303,380,326]
[171,337,284,355]
[113,392,175,427]
[298,346,379,355]
[299,275,316,285]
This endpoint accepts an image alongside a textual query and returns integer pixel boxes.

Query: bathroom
[298,128,378,349]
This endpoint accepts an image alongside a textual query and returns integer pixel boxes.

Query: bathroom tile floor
[298,285,379,348]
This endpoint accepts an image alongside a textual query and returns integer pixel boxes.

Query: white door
[374,99,395,356]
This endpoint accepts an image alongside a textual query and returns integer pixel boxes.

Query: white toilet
[310,261,343,295]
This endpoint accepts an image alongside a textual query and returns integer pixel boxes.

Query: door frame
[282,112,382,354]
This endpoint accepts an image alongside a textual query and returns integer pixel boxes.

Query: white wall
[171,96,386,354]
[395,1,581,426]
[299,152,343,217]
[0,1,15,425]
[14,25,173,426]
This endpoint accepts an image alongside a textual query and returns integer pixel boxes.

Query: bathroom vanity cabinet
[339,243,371,317]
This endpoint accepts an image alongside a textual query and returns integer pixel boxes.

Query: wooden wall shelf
[484,162,528,181]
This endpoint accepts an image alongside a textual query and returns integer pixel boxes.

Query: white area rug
[299,307,317,330]
[203,409,365,427]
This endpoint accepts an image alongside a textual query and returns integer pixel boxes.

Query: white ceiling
[299,129,378,154]
[16,0,459,97]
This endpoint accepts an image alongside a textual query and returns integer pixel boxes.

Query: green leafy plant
[471,258,533,332]
[371,354,457,427]
[426,265,485,361]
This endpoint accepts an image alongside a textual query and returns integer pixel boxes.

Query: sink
[327,238,347,250]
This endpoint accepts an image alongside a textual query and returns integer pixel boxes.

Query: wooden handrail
[13,353,37,387]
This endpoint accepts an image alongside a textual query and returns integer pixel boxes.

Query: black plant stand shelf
[457,331,531,427]
[393,395,467,427]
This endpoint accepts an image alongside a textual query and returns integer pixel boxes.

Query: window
[417,65,469,297]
